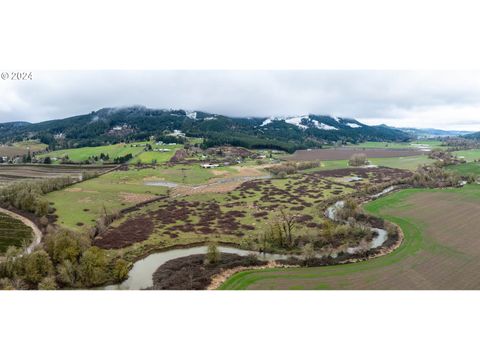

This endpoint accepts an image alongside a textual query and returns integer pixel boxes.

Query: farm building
[201,163,219,169]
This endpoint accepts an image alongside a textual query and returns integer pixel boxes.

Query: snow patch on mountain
[284,115,309,129]
[314,121,338,130]
[186,111,197,120]
[345,123,362,128]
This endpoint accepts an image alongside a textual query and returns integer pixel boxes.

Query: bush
[205,242,221,265]
[23,250,54,286]
[38,276,58,290]
[267,161,320,176]
[302,243,316,262]
[44,228,91,265]
[56,260,78,287]
[78,246,108,287]
[348,153,368,166]
[412,165,461,188]
[112,259,130,282]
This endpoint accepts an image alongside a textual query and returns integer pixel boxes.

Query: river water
[104,246,288,290]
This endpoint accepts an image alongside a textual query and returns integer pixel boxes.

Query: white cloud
[359,104,480,131]
[1,70,480,130]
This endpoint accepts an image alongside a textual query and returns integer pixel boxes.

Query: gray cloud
[1,70,480,130]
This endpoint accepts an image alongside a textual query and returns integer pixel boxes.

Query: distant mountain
[0,106,411,152]
[393,127,474,138]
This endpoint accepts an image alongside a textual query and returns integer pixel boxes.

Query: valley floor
[220,185,480,289]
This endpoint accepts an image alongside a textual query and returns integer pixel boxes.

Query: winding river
[324,200,387,254]
[103,186,397,290]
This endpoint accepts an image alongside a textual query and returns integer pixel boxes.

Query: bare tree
[278,208,300,248]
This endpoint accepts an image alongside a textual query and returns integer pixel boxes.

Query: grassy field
[302,155,434,172]
[12,140,48,152]
[44,169,169,229]
[0,212,33,253]
[369,155,435,170]
[345,140,443,149]
[0,140,48,158]
[220,185,480,290]
[452,149,480,162]
[44,163,256,230]
[38,142,183,164]
[446,162,480,176]
[37,142,147,163]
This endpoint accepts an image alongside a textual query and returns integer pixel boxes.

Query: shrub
[78,246,108,287]
[44,228,91,265]
[267,161,320,176]
[23,250,54,286]
[302,243,316,262]
[112,259,130,282]
[348,153,368,166]
[56,260,78,287]
[205,242,221,265]
[38,276,58,290]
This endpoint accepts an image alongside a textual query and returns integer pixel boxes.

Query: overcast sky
[1,70,480,130]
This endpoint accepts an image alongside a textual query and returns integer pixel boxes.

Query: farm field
[220,185,480,290]
[369,155,435,170]
[290,148,426,161]
[452,149,480,162]
[0,164,113,188]
[93,167,411,260]
[344,140,443,149]
[12,140,48,152]
[0,140,48,158]
[301,155,434,172]
[446,162,480,176]
[44,169,169,229]
[37,142,154,163]
[0,211,33,253]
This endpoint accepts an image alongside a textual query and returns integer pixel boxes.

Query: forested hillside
[0,106,411,152]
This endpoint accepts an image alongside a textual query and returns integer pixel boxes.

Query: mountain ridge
[0,106,411,152]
